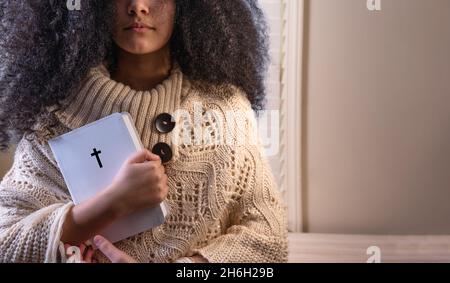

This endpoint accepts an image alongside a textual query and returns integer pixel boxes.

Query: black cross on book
[91,148,103,168]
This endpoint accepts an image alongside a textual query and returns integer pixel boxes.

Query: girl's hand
[105,149,169,218]
[61,149,168,246]
[94,235,137,263]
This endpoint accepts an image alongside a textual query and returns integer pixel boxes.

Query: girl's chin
[122,44,163,55]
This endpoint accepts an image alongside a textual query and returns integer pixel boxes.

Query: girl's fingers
[83,247,95,263]
[93,235,137,263]
[79,243,86,257]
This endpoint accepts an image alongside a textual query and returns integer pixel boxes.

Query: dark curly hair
[0,0,270,151]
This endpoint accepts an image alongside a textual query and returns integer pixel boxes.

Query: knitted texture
[0,65,288,263]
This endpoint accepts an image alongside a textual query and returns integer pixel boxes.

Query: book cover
[49,112,167,243]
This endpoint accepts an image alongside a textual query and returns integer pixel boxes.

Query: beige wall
[304,0,450,234]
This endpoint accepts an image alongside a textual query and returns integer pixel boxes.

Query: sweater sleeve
[194,145,288,263]
[192,91,289,263]
[0,133,74,262]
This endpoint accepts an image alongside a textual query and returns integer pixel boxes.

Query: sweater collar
[47,63,185,163]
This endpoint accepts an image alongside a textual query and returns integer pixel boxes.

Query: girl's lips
[128,27,150,33]
[125,23,155,32]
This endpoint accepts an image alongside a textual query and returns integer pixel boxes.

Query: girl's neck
[112,45,172,91]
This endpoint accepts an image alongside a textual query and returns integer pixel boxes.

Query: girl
[0,0,287,263]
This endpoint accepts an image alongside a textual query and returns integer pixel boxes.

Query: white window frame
[280,0,303,232]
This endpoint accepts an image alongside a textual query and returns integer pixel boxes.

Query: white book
[49,112,168,243]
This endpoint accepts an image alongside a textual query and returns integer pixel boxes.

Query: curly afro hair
[0,0,270,151]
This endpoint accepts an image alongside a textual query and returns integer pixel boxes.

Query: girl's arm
[0,134,75,262]
[60,187,122,245]
[190,91,288,263]
[192,144,288,263]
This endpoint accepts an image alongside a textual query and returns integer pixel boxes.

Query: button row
[152,113,175,163]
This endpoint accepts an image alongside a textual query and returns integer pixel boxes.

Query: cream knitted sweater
[0,64,288,263]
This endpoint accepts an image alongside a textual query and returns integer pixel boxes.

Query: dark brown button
[154,113,176,134]
[152,142,173,164]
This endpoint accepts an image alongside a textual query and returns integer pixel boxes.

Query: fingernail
[93,236,102,246]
